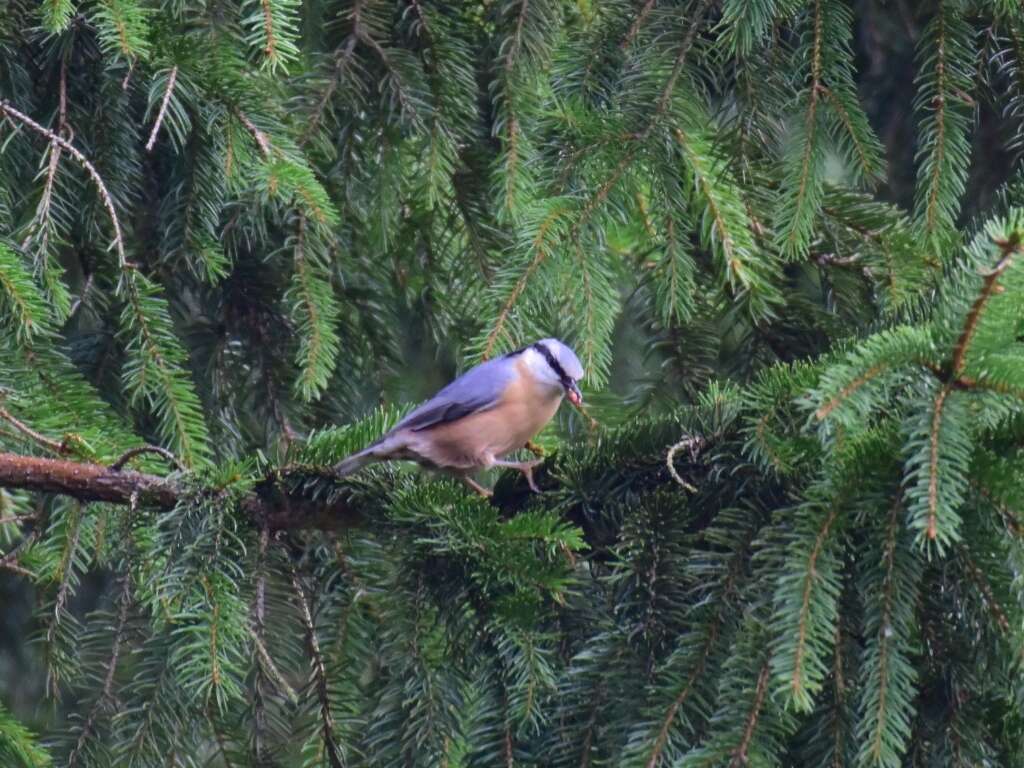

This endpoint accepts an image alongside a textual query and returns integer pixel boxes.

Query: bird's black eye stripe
[532,342,572,386]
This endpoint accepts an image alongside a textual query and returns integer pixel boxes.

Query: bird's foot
[461,476,493,498]
[493,458,544,493]
[525,440,546,458]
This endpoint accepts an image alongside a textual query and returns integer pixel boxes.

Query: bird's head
[527,338,584,406]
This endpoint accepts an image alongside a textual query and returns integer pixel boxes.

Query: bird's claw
[525,440,546,458]
[461,476,494,498]
[518,458,544,493]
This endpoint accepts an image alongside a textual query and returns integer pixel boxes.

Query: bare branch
[666,436,704,493]
[0,405,69,455]
[0,451,178,507]
[238,110,272,159]
[109,445,185,472]
[145,66,178,152]
[0,559,35,578]
[0,451,361,531]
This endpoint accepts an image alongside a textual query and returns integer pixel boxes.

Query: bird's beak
[566,381,583,407]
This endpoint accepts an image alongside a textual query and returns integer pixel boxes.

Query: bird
[334,338,585,496]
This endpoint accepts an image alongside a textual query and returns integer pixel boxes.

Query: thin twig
[0,405,68,455]
[252,527,269,762]
[621,0,657,51]
[926,385,951,540]
[815,252,862,268]
[666,436,704,493]
[50,503,81,629]
[299,31,359,147]
[67,272,95,320]
[109,445,184,472]
[0,560,35,578]
[0,514,36,526]
[237,111,272,159]
[250,628,300,705]
[145,66,178,152]
[0,527,42,579]
[959,546,1010,634]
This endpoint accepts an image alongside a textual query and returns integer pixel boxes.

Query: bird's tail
[333,447,378,478]
[334,434,399,478]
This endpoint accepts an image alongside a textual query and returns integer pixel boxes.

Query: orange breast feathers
[407,358,564,469]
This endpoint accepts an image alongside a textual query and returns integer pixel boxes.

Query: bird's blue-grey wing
[391,358,515,433]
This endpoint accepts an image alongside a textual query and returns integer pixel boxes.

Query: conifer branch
[260,0,278,60]
[814,364,885,420]
[729,662,771,768]
[291,565,344,768]
[23,60,68,258]
[821,86,878,180]
[251,629,299,704]
[0,451,178,507]
[0,514,35,526]
[500,0,531,210]
[46,502,82,695]
[645,613,721,767]
[785,0,823,255]
[238,111,272,159]
[67,571,132,767]
[958,547,1010,635]
[924,9,948,235]
[643,529,750,767]
[300,25,360,147]
[575,0,710,232]
[621,0,657,51]
[0,559,35,578]
[865,502,898,765]
[0,99,126,265]
[0,99,208,465]
[250,526,267,760]
[791,507,839,697]
[926,385,951,541]
[950,238,1019,375]
[482,205,565,359]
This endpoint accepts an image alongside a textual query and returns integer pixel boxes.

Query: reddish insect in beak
[566,381,583,407]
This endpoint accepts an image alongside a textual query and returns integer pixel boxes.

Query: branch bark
[0,452,361,531]
[0,452,177,506]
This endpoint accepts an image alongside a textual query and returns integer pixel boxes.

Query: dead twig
[666,435,705,494]
[109,445,184,472]
[145,66,178,152]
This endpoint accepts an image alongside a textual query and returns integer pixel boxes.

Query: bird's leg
[525,440,546,457]
[460,475,493,498]
[491,458,544,493]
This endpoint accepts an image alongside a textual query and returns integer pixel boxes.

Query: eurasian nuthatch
[334,339,585,495]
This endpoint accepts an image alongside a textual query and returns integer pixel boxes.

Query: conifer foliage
[1,0,1024,765]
